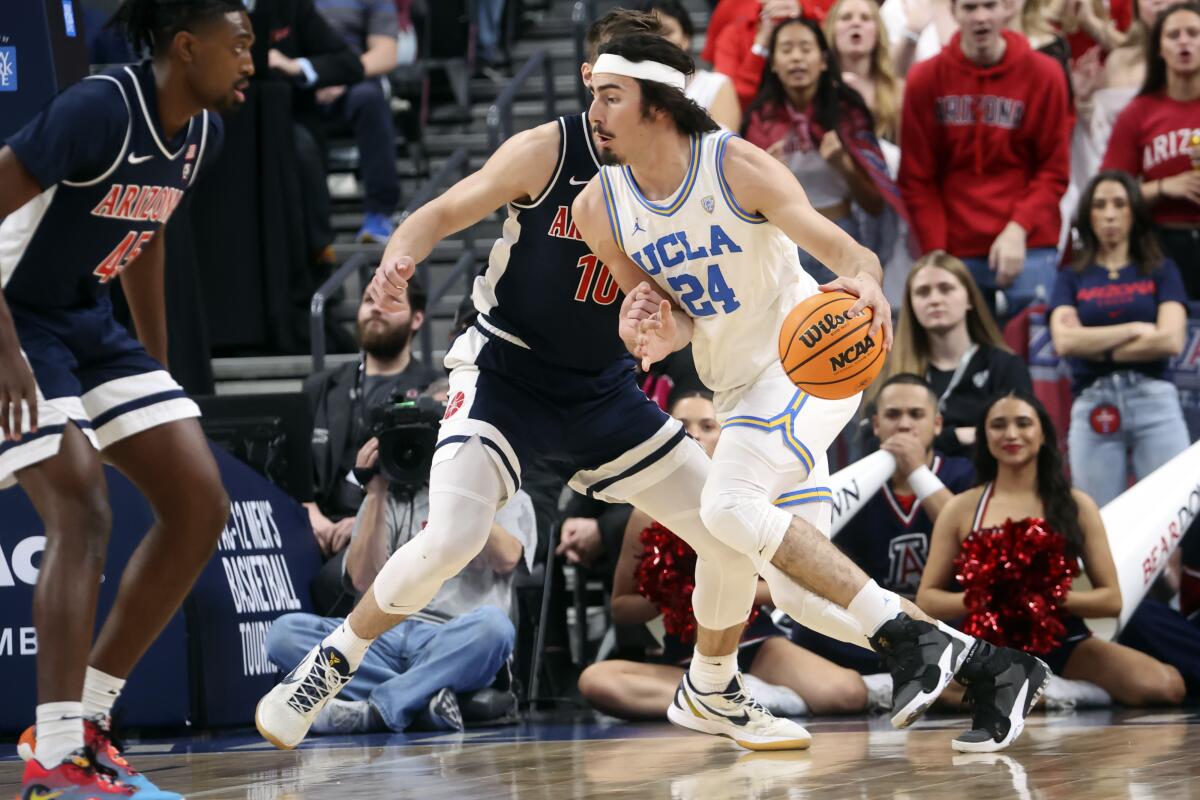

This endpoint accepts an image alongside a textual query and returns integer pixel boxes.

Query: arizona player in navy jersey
[0,1,253,797]
[253,9,873,753]
[793,374,975,673]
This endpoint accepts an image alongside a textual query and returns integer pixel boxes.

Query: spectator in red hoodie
[1101,1,1200,298]
[898,0,1072,322]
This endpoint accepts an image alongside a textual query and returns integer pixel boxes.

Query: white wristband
[907,465,945,501]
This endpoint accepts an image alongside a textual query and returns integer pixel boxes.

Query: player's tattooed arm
[572,179,694,369]
[369,122,564,313]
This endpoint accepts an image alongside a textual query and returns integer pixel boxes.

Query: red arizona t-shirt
[1102,93,1200,226]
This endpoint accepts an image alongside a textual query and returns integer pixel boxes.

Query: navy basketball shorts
[0,300,198,488]
[435,323,696,503]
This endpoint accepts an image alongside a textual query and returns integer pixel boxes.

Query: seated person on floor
[303,275,435,560]
[578,390,891,720]
[267,386,537,733]
[791,373,975,673]
[916,391,1187,708]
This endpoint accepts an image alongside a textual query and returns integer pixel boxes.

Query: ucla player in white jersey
[572,34,1051,752]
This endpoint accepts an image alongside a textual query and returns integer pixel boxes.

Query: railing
[309,147,475,374]
[571,0,597,111]
[486,50,557,153]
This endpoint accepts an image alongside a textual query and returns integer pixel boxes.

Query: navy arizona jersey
[1,60,222,310]
[472,112,628,373]
[836,454,975,598]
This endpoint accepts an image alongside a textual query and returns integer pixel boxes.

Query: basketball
[778,291,885,400]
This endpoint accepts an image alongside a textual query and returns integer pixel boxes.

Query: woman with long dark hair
[1102,1,1200,296]
[742,17,904,282]
[916,391,1185,706]
[1050,170,1189,506]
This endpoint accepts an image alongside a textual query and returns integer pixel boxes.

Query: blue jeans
[265,606,515,732]
[1068,372,1190,507]
[962,246,1059,323]
[328,80,400,217]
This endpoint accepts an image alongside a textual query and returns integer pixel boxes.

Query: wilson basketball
[778,291,885,400]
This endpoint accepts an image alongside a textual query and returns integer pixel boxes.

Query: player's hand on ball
[368,256,416,313]
[819,274,893,351]
[635,299,676,372]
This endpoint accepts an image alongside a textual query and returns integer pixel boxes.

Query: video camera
[363,394,445,495]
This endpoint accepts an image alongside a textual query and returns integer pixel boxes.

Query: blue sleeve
[4,77,129,189]
[1156,260,1188,307]
[1048,267,1077,312]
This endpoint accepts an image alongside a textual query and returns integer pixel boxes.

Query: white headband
[592,53,686,91]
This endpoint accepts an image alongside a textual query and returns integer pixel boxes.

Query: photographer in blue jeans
[1049,170,1190,507]
[266,409,537,734]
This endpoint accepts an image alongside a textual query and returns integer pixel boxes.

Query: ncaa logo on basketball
[444,391,465,419]
[830,335,876,372]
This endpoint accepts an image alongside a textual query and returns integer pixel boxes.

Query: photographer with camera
[303,276,437,559]
[267,389,537,734]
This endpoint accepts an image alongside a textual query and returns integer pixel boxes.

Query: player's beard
[598,150,624,166]
[358,318,413,361]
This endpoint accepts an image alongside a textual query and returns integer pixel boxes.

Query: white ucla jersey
[598,130,818,403]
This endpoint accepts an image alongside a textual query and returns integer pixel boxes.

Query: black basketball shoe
[953,640,1051,752]
[870,614,972,728]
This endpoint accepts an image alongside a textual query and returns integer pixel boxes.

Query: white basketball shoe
[667,672,812,751]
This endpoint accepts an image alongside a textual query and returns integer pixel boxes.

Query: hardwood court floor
[3,709,1199,799]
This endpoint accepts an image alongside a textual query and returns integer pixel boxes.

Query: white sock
[861,672,894,712]
[688,648,738,693]
[82,666,125,721]
[321,620,374,672]
[846,580,902,637]
[35,702,84,768]
[742,673,808,717]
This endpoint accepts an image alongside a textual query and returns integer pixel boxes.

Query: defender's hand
[368,256,416,313]
[819,274,893,351]
[634,299,678,372]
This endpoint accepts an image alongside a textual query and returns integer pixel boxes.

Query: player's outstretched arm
[572,179,694,370]
[0,147,45,441]
[368,121,564,312]
[721,137,892,349]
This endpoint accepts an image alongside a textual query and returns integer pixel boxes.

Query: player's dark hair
[597,35,719,136]
[109,0,245,56]
[585,9,665,63]
[744,17,875,138]
[1141,2,1200,96]
[629,0,695,42]
[875,373,938,409]
[973,391,1084,556]
[1072,170,1164,275]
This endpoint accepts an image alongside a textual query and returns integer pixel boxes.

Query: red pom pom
[634,522,757,645]
[953,518,1079,654]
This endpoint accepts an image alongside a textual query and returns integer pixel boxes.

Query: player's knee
[43,484,112,557]
[698,484,759,553]
[1138,664,1187,706]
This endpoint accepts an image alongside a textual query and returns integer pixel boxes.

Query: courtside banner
[0,459,188,733]
[1100,440,1200,632]
[0,443,319,732]
[827,450,896,538]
